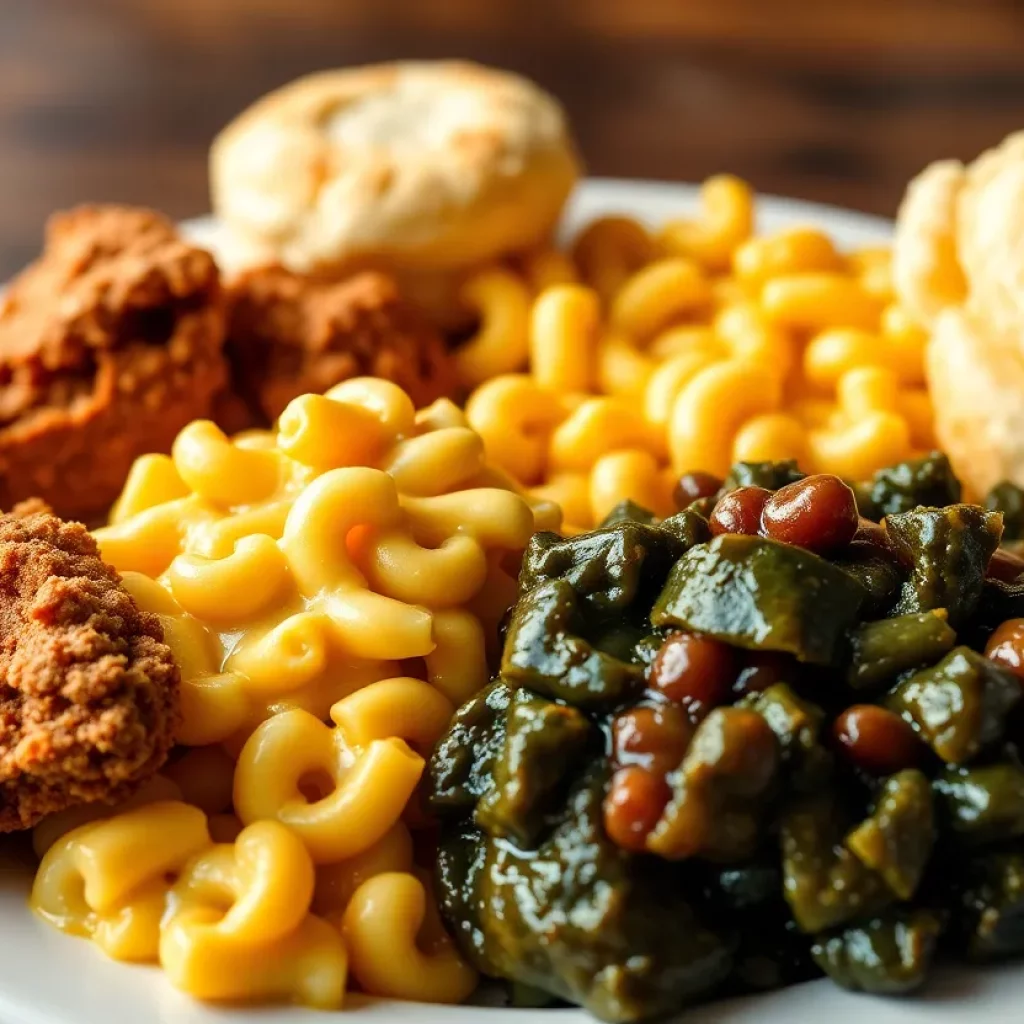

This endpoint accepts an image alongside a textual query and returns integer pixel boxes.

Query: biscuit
[893,131,1024,498]
[210,62,581,283]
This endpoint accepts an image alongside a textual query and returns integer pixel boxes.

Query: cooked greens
[429,454,1024,1022]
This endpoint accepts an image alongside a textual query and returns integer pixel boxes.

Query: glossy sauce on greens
[429,453,1024,1022]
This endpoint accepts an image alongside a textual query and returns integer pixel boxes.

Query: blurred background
[2,0,1024,278]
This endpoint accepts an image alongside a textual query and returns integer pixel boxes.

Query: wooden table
[2,0,1024,278]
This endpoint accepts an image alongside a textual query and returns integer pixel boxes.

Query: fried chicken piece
[225,266,455,423]
[0,205,228,521]
[0,511,179,831]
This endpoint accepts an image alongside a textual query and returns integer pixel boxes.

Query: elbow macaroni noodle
[28,175,936,1010]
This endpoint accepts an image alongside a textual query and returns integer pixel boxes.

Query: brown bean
[833,704,925,775]
[709,486,771,536]
[673,471,723,510]
[988,548,1024,584]
[761,474,859,554]
[602,766,670,852]
[612,704,693,775]
[649,632,736,717]
[985,618,1024,683]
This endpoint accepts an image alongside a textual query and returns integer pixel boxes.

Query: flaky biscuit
[926,305,1024,498]
[892,159,967,328]
[955,131,1024,337]
[894,131,1024,497]
[210,62,581,279]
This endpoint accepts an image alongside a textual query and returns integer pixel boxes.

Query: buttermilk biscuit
[893,132,1024,497]
[210,61,581,284]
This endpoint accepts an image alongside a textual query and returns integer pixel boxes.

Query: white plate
[1,179,1020,1024]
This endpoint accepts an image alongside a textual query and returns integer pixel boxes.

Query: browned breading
[224,266,455,423]
[0,205,228,521]
[0,511,179,831]
[8,498,54,519]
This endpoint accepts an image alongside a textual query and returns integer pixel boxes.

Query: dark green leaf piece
[834,543,904,618]
[476,689,594,847]
[885,504,1002,626]
[647,707,780,861]
[845,769,935,899]
[519,520,696,620]
[854,452,962,522]
[886,647,1021,764]
[933,760,1024,845]
[430,680,512,813]
[598,500,657,528]
[956,851,1024,961]
[740,683,832,793]
[657,508,712,548]
[724,460,805,492]
[436,769,734,1023]
[502,579,644,708]
[713,861,783,912]
[847,611,957,691]
[651,535,865,664]
[781,795,892,933]
[985,480,1024,541]
[811,909,942,994]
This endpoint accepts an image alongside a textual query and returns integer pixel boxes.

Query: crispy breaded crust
[0,512,179,832]
[0,205,228,521]
[225,266,455,422]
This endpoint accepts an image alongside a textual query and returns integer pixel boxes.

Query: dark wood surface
[3,0,1024,278]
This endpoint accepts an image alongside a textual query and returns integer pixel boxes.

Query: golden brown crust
[0,512,179,831]
[0,205,228,521]
[224,266,456,422]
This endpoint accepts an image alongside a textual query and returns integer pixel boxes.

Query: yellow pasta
[530,284,600,392]
[658,174,754,271]
[160,821,346,1008]
[29,375,558,1006]
[572,215,655,304]
[31,774,184,859]
[453,267,532,387]
[31,801,211,961]
[342,872,478,1003]
[465,374,569,482]
[233,707,423,864]
[331,677,454,754]
[733,226,842,286]
[589,449,675,523]
[610,258,711,340]
[312,823,414,920]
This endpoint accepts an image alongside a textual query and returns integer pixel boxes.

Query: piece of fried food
[224,266,455,422]
[0,511,179,832]
[0,205,228,521]
[893,132,1024,497]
